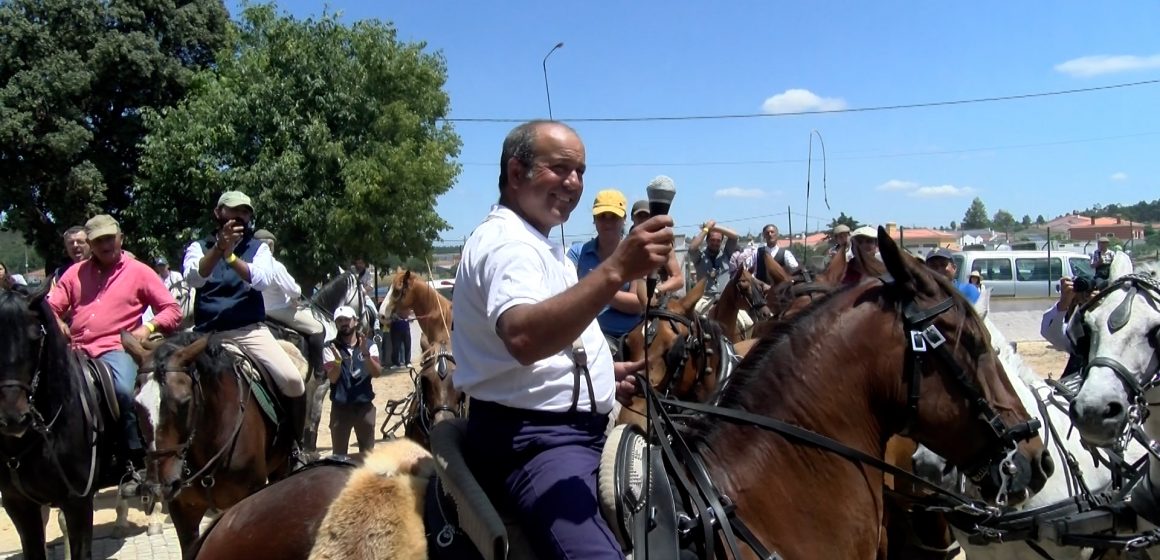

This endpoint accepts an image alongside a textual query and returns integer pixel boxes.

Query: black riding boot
[306,332,326,379]
[287,395,309,471]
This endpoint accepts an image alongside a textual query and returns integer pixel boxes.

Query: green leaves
[133,4,461,290]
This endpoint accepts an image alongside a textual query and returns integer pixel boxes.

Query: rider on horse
[453,120,669,560]
[181,191,310,468]
[253,229,327,379]
[47,214,182,490]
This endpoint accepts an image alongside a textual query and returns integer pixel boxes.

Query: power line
[443,79,1160,123]
[460,130,1160,168]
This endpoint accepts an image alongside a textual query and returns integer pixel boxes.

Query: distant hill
[1074,198,1160,225]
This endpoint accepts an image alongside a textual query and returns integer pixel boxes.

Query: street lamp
[542,42,564,119]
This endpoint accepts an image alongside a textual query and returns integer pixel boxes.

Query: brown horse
[381,341,464,449]
[706,266,771,342]
[122,331,306,556]
[180,227,1051,559]
[379,269,453,349]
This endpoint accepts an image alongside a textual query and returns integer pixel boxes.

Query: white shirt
[451,205,615,414]
[1040,304,1074,353]
[263,258,302,312]
[766,245,800,270]
[182,237,274,292]
[161,270,184,290]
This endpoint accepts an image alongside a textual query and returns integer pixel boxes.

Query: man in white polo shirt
[453,120,673,560]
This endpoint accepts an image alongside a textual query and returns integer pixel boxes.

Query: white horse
[913,313,1148,559]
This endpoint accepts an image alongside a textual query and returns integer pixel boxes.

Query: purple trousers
[467,400,624,560]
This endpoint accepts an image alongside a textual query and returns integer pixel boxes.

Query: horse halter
[643,307,715,398]
[900,294,1041,495]
[417,347,462,430]
[1072,274,1160,407]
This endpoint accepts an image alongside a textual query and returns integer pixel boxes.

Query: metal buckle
[910,331,928,352]
[922,325,947,349]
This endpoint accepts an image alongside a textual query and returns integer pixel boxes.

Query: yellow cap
[592,189,627,218]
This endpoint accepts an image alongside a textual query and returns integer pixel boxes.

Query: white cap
[851,226,877,239]
[334,306,358,320]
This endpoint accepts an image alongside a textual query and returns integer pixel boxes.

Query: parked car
[432,278,454,300]
[951,250,1093,298]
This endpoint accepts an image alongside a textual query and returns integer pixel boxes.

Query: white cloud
[909,185,975,198]
[1054,54,1160,77]
[761,89,848,114]
[715,187,766,199]
[876,179,918,192]
[1111,171,1128,181]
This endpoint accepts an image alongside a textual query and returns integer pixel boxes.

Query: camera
[1071,273,1107,295]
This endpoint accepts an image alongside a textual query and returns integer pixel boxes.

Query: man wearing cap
[827,224,852,263]
[153,256,184,291]
[182,191,310,467]
[568,189,644,358]
[322,305,381,457]
[925,248,980,304]
[455,120,668,560]
[752,223,798,287]
[1091,237,1113,280]
[630,200,683,296]
[48,214,181,474]
[687,218,740,312]
[254,228,327,379]
[841,226,880,285]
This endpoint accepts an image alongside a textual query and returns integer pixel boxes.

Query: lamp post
[542,42,564,119]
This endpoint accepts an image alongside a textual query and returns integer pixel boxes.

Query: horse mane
[312,272,355,314]
[0,290,76,401]
[149,331,235,381]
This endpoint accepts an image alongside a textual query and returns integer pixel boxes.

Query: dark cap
[926,248,955,262]
[631,200,649,217]
[154,256,168,266]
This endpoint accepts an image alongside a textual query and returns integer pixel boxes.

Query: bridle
[732,271,771,321]
[416,346,462,434]
[0,324,51,433]
[1071,274,1160,407]
[635,279,1043,560]
[641,306,722,400]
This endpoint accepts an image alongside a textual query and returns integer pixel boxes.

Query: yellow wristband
[144,322,156,333]
[702,228,709,233]
[226,253,238,264]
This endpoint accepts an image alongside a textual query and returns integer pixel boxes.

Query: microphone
[646,175,676,217]
[645,176,676,299]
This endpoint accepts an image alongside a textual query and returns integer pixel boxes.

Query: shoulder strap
[569,338,597,414]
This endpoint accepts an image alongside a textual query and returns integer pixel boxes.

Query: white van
[951,250,1093,298]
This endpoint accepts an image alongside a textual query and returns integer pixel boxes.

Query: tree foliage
[132,5,461,289]
[1076,198,1160,223]
[961,197,990,230]
[1035,214,1046,226]
[1020,214,1032,228]
[992,210,1016,232]
[0,0,229,269]
[949,220,958,231]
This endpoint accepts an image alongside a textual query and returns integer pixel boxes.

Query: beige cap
[217,191,253,209]
[832,224,851,235]
[84,214,120,240]
[851,225,877,239]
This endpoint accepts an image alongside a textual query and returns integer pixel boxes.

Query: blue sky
[274,1,1160,244]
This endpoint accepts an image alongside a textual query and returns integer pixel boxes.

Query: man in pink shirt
[48,214,180,466]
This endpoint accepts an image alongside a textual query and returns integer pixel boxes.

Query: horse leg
[169,498,209,556]
[147,500,166,536]
[56,508,70,559]
[112,494,130,538]
[61,497,94,560]
[3,493,49,560]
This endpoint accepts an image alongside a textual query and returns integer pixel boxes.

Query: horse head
[876,226,1051,502]
[123,332,209,502]
[730,267,771,321]
[381,269,416,322]
[408,342,463,446]
[1068,266,1160,447]
[622,279,727,412]
[0,289,58,438]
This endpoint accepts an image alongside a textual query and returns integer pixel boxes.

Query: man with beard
[182,191,309,468]
[322,305,382,457]
[48,215,181,485]
[454,120,669,560]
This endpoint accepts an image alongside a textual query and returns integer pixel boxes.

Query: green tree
[992,209,1016,232]
[132,5,461,290]
[1035,214,1046,226]
[961,197,990,229]
[949,220,958,231]
[1020,214,1032,228]
[824,212,861,243]
[0,0,229,270]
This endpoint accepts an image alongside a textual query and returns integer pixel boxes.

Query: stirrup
[289,444,309,471]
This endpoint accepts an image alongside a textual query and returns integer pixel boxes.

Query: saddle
[218,340,284,428]
[426,418,681,560]
[72,350,118,432]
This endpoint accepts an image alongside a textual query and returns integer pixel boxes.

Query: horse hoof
[147,523,163,536]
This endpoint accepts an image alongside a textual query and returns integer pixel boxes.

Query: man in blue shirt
[323,305,382,456]
[925,248,980,304]
[567,189,644,359]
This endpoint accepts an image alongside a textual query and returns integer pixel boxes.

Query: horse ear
[678,279,707,317]
[121,331,151,367]
[878,226,916,289]
[171,336,210,369]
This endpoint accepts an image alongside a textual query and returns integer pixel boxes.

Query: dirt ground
[0,344,1071,554]
[0,364,419,553]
